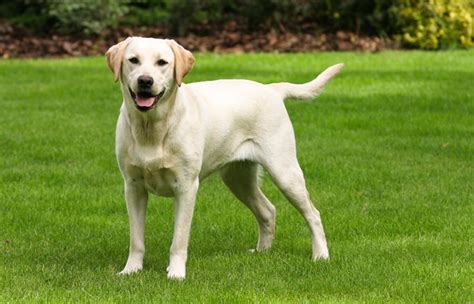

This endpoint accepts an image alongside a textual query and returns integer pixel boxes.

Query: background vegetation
[1,0,472,49]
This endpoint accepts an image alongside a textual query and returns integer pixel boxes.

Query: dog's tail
[268,63,344,100]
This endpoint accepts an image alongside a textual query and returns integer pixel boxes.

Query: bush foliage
[391,0,473,49]
[1,0,472,49]
[48,0,128,35]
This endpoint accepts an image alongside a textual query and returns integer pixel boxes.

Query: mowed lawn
[0,50,472,303]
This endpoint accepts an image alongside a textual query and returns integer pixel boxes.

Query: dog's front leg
[119,181,148,275]
[167,179,199,280]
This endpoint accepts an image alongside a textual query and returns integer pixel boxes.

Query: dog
[105,37,343,280]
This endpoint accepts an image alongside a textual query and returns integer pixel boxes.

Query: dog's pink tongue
[135,96,154,107]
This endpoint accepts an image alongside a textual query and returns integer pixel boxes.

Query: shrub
[391,0,473,49]
[47,0,128,35]
[126,0,228,35]
[0,1,50,31]
[124,0,397,36]
[2,0,472,49]
[124,0,169,28]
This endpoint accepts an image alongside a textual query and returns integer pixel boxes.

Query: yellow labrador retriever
[106,37,343,280]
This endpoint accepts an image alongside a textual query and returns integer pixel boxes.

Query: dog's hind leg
[260,128,329,260]
[221,161,276,251]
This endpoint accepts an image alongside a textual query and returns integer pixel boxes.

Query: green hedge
[1,0,472,49]
[391,0,473,49]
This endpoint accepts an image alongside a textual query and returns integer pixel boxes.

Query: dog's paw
[312,251,330,261]
[117,264,142,275]
[311,242,330,261]
[166,261,186,280]
[248,248,269,254]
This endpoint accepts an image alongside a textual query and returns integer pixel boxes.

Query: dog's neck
[122,85,181,146]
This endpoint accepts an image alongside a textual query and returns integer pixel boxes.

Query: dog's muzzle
[129,87,166,112]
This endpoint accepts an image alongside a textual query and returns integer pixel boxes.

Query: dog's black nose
[137,75,154,88]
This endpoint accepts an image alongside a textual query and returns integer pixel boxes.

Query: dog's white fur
[106,37,343,280]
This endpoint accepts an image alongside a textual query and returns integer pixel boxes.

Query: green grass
[1,50,473,303]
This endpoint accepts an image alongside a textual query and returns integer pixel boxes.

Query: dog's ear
[106,37,132,82]
[166,39,195,86]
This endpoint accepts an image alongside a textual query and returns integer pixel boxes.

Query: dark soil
[0,20,399,58]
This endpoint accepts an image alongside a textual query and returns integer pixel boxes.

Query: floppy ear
[166,39,195,86]
[105,37,132,82]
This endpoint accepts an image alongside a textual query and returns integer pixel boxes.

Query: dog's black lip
[128,87,165,112]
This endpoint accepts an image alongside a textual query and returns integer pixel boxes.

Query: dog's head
[106,37,195,112]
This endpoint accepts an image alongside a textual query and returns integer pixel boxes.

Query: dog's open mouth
[129,87,165,112]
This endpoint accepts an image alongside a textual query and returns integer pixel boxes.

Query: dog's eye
[129,57,139,64]
[157,59,168,66]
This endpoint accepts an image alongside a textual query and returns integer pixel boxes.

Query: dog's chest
[143,167,175,197]
[129,145,177,197]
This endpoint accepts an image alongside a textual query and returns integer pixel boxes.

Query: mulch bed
[0,20,399,58]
